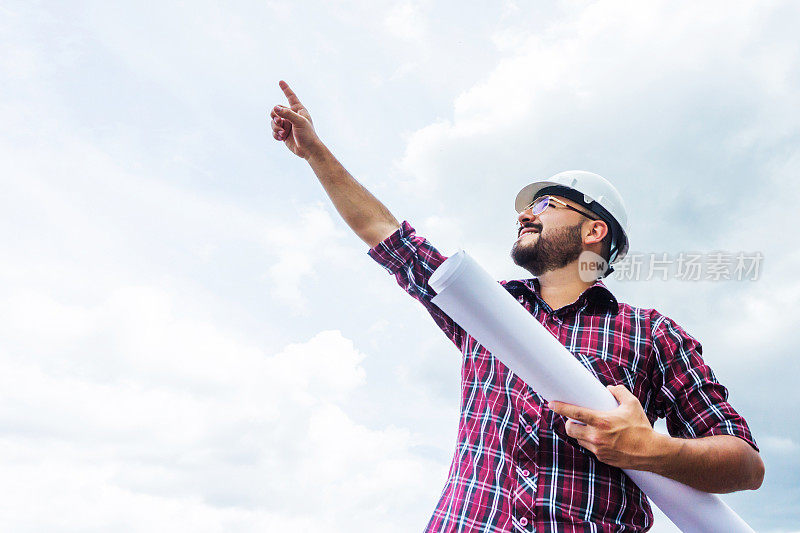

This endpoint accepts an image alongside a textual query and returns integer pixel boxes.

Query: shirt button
[522,469,530,477]
[525,425,533,433]
[520,517,528,527]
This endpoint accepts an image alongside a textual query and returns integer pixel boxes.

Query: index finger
[548,401,602,426]
[279,80,303,107]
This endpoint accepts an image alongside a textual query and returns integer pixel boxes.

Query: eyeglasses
[518,195,598,220]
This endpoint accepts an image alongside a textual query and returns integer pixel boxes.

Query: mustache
[518,223,543,236]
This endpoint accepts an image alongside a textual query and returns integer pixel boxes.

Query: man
[270,80,764,532]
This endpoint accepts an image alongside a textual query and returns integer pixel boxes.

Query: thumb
[607,384,636,406]
[274,105,306,125]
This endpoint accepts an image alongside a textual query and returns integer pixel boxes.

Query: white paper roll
[429,250,754,533]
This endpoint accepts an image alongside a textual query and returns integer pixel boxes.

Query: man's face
[510,195,590,276]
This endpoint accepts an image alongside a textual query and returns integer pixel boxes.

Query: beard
[510,221,585,277]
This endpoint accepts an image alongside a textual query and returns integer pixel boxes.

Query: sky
[1,0,799,531]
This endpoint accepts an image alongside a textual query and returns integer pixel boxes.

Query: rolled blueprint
[428,250,754,533]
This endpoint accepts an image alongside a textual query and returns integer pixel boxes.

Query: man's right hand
[270,80,323,160]
[271,80,400,247]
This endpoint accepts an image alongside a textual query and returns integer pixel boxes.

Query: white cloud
[396,0,800,215]
[384,2,429,42]
[760,436,800,454]
[2,0,799,529]
[263,203,349,314]
[0,283,442,531]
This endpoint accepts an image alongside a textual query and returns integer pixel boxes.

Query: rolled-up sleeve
[649,312,758,451]
[367,220,466,351]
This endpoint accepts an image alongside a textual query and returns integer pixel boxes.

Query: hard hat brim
[514,181,563,213]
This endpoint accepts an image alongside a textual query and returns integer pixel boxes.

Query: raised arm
[270,80,400,247]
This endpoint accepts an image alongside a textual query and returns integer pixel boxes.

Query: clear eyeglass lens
[520,196,549,216]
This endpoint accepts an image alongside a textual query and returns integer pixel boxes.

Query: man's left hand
[548,385,661,470]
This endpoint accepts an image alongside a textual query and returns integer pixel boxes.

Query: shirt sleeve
[649,312,758,451]
[367,220,467,351]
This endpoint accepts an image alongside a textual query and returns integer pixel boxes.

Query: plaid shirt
[368,221,758,533]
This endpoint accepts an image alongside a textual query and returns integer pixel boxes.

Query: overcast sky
[1,1,799,531]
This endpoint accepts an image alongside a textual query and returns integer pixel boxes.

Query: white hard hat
[514,170,630,265]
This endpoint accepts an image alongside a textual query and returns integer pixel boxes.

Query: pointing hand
[270,80,323,160]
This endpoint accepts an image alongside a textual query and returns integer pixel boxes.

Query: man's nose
[517,208,538,226]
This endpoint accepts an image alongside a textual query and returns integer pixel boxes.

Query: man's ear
[584,219,609,245]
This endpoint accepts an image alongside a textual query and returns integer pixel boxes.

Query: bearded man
[270,80,763,532]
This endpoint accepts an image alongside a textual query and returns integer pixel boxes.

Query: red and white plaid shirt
[368,221,757,532]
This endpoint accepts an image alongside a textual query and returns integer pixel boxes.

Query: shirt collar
[515,277,619,314]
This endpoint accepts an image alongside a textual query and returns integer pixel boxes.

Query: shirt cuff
[700,424,760,453]
[367,220,417,274]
